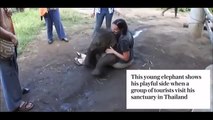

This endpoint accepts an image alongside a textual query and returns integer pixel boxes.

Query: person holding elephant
[83,18,134,77]
[105,18,134,69]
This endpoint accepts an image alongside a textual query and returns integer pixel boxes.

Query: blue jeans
[93,12,114,35]
[44,9,66,41]
[0,48,22,112]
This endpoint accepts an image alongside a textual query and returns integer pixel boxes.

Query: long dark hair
[112,19,128,35]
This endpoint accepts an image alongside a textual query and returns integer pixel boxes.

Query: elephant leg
[92,54,117,77]
[84,49,97,68]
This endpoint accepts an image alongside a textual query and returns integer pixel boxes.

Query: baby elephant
[84,28,118,76]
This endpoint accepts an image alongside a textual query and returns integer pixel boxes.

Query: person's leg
[162,8,171,16]
[174,8,178,18]
[0,52,33,112]
[84,49,98,68]
[51,9,67,41]
[92,54,117,76]
[93,13,105,37]
[44,13,54,44]
[0,57,22,112]
[14,47,30,95]
[105,13,113,31]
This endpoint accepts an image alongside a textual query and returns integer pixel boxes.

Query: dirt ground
[1,8,213,112]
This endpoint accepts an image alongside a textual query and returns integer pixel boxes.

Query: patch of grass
[60,8,92,26]
[209,8,213,13]
[178,8,190,12]
[160,8,190,13]
[12,8,43,54]
[11,8,91,54]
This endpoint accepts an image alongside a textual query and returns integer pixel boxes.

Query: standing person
[91,8,120,36]
[161,8,178,18]
[0,8,34,112]
[44,8,68,44]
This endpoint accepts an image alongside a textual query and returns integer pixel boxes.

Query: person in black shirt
[106,18,134,69]
[91,18,134,76]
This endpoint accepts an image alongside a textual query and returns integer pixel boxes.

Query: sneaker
[61,38,69,42]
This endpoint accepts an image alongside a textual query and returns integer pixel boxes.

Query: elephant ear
[91,33,101,47]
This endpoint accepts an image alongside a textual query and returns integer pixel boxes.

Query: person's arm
[106,46,130,61]
[0,9,14,41]
[0,27,15,41]
[106,40,130,62]
[0,9,18,45]
[0,27,18,46]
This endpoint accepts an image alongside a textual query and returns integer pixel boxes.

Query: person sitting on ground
[92,19,134,76]
[105,18,134,69]
[74,19,134,76]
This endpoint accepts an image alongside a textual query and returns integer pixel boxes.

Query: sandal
[76,52,86,59]
[74,57,84,66]
[76,52,81,58]
[74,52,86,66]
[15,101,34,112]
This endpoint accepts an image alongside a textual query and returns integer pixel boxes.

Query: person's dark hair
[112,19,128,35]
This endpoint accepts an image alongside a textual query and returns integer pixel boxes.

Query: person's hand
[91,12,95,18]
[105,46,115,54]
[10,33,18,47]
